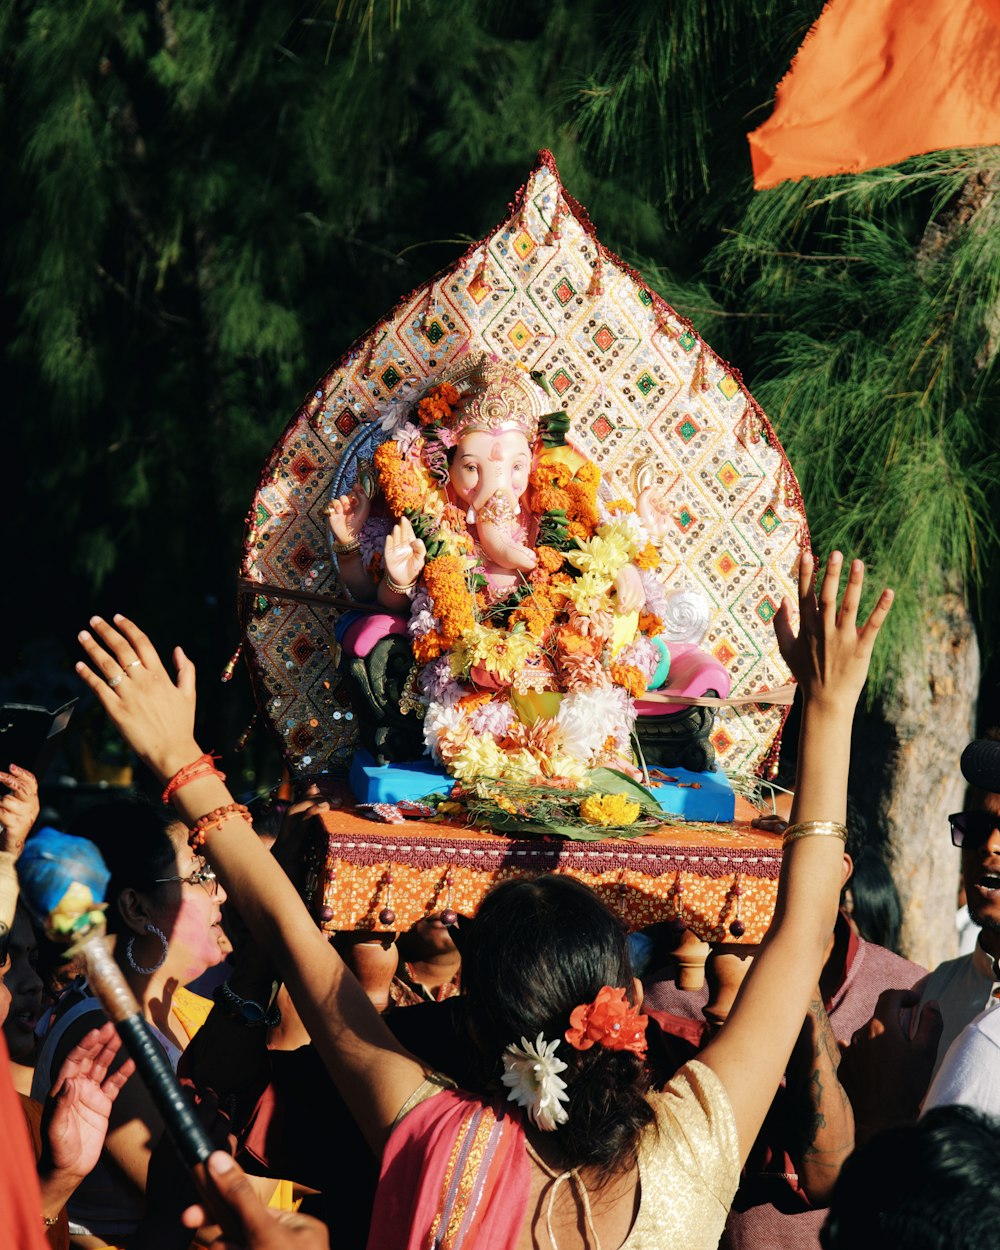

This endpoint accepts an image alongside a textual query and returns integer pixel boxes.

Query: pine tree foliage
[711,152,1000,688]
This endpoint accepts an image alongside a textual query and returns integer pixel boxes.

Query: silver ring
[108,672,125,689]
[125,660,141,672]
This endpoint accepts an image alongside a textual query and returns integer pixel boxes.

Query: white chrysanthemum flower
[556,687,633,762]
[501,1034,570,1132]
[422,703,466,760]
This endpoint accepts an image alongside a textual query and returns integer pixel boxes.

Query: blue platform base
[349,751,455,805]
[349,751,733,821]
[646,765,735,822]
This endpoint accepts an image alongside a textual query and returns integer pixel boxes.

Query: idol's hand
[637,485,672,541]
[0,765,39,858]
[75,615,201,784]
[383,516,426,588]
[613,565,644,614]
[773,552,893,714]
[327,485,371,546]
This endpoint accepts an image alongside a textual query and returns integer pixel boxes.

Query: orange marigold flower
[567,521,591,541]
[535,546,565,574]
[413,632,445,663]
[374,440,433,515]
[556,627,602,660]
[635,543,660,570]
[530,461,572,490]
[528,485,570,514]
[605,498,635,515]
[441,503,471,533]
[424,555,477,645]
[610,663,647,698]
[638,611,663,637]
[458,691,493,711]
[574,462,600,487]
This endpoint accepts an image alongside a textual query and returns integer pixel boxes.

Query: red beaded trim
[162,754,225,804]
[188,803,250,849]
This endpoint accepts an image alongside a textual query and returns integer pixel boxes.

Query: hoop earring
[126,923,168,975]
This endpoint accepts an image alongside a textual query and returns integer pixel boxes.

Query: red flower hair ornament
[564,986,648,1057]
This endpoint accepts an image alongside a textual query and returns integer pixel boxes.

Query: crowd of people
[2,551,1000,1250]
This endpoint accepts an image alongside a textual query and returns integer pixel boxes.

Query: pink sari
[367,1088,530,1250]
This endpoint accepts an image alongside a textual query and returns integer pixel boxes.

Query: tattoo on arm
[793,997,854,1172]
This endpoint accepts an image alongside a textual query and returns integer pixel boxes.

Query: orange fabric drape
[748,0,1000,189]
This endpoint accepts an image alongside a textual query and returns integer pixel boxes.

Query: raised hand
[43,1022,136,1183]
[326,484,371,546]
[0,764,39,858]
[383,516,426,588]
[75,615,201,784]
[773,552,893,711]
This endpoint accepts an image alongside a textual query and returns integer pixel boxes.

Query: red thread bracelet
[188,803,251,850]
[162,754,226,805]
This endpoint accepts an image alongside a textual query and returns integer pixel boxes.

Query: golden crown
[445,354,547,444]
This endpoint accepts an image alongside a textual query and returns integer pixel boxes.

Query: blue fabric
[18,827,110,921]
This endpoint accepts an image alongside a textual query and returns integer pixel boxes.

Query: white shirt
[923,1002,1000,1116]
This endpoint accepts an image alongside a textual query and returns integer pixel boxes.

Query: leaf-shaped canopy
[240,151,809,781]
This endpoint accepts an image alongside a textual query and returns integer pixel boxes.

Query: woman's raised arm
[697,553,893,1163]
[75,617,427,1154]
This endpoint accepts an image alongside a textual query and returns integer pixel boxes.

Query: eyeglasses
[154,867,219,896]
[949,811,1000,849]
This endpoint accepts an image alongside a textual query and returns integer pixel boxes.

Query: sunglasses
[949,811,1000,849]
[154,866,219,896]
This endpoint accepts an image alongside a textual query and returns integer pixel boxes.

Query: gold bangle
[331,537,362,555]
[385,572,417,596]
[782,820,848,848]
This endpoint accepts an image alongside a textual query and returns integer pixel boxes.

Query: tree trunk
[852,594,979,969]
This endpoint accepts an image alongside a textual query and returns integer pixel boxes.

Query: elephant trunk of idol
[474,491,537,573]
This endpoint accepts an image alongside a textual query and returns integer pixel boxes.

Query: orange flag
[748,0,1000,190]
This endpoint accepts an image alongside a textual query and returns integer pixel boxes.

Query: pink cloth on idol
[367,1087,530,1250]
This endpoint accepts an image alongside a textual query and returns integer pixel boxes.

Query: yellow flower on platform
[579,793,641,826]
[456,624,539,684]
[449,735,509,782]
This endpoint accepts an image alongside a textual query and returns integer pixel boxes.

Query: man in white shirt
[916,737,1000,1075]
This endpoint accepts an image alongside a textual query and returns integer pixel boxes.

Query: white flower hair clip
[501,1033,570,1131]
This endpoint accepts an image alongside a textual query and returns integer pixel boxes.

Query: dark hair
[461,874,655,1178]
[821,1106,1000,1250]
[66,799,179,935]
[843,845,903,952]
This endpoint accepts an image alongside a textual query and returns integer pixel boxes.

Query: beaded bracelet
[331,537,362,555]
[188,802,251,850]
[162,753,226,805]
[385,571,417,596]
[782,820,849,848]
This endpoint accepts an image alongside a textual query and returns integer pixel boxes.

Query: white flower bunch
[501,1033,570,1131]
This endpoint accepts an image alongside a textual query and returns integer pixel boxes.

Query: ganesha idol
[327,354,731,786]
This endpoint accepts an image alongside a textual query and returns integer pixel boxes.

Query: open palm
[45,1022,135,1180]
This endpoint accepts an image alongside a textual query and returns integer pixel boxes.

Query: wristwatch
[214,980,281,1029]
